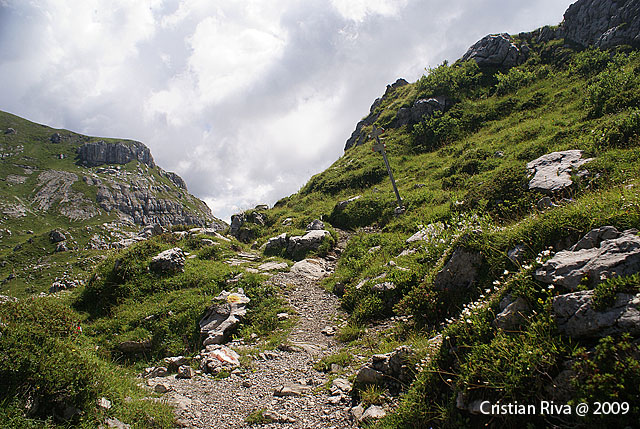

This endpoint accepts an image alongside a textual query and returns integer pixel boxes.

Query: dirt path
[152,232,357,428]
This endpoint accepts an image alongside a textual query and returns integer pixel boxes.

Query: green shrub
[593,110,640,149]
[571,334,640,425]
[586,54,640,117]
[570,47,611,77]
[327,195,393,229]
[591,273,640,311]
[495,67,536,95]
[411,111,462,153]
[416,60,481,100]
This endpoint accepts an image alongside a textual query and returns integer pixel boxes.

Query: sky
[0,0,576,222]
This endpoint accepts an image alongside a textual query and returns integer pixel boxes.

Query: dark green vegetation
[0,231,292,427]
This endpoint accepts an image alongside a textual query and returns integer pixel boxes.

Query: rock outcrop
[229,210,266,243]
[344,79,408,151]
[561,0,640,49]
[553,290,640,338]
[461,33,528,68]
[354,345,416,392]
[77,140,155,168]
[263,229,332,257]
[526,150,592,194]
[534,227,640,290]
[199,289,250,346]
[150,248,185,273]
[393,96,449,127]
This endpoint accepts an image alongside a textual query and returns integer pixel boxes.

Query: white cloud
[0,0,576,222]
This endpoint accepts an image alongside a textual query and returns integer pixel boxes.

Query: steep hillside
[0,110,225,296]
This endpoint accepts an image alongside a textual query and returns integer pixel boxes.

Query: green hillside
[2,7,640,429]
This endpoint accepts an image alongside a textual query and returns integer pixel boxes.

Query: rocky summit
[2,0,640,428]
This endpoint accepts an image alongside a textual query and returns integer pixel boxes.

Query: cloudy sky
[0,0,575,221]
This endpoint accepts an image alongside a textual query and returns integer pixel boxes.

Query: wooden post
[370,126,405,214]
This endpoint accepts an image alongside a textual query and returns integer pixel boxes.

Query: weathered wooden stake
[370,125,405,214]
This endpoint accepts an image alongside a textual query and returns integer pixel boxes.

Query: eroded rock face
[562,0,640,49]
[393,97,449,127]
[199,289,250,346]
[534,227,640,290]
[77,140,155,168]
[553,291,640,338]
[461,33,527,68]
[527,150,592,194]
[344,79,409,151]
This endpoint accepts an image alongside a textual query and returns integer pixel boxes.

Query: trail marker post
[370,125,405,215]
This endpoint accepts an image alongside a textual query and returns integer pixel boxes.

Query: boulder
[394,96,449,127]
[553,291,640,338]
[561,0,640,49]
[138,223,166,238]
[290,259,329,280]
[263,233,288,253]
[461,33,526,68]
[229,211,266,243]
[355,345,415,391]
[526,150,592,194]
[361,405,387,422]
[199,289,250,346]
[493,297,530,330]
[286,230,331,255]
[150,248,185,273]
[176,365,195,379]
[164,356,189,371]
[534,227,640,290]
[306,219,325,230]
[433,247,483,291]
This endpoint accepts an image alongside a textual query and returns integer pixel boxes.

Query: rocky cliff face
[78,140,155,168]
[0,110,224,230]
[562,0,640,48]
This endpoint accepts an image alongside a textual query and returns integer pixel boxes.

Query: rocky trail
[145,231,360,428]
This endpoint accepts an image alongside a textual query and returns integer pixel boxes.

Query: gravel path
[149,232,358,428]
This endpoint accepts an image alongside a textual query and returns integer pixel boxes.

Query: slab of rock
[199,289,249,346]
[290,259,329,280]
[461,33,526,68]
[534,227,640,290]
[198,345,241,374]
[164,356,189,372]
[117,339,152,353]
[433,247,483,291]
[274,383,311,397]
[150,248,185,273]
[104,418,131,429]
[258,261,288,271]
[331,378,352,395]
[526,150,592,194]
[143,366,168,378]
[553,291,640,338]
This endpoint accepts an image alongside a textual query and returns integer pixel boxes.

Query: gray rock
[228,211,266,243]
[331,378,352,395]
[286,230,331,255]
[143,366,168,378]
[150,248,185,273]
[461,33,526,68]
[263,233,289,253]
[355,345,415,391]
[162,171,187,190]
[394,96,449,127]
[176,365,195,379]
[290,259,328,280]
[77,140,155,168]
[199,289,249,346]
[534,228,640,290]
[493,297,530,330]
[96,397,111,410]
[306,219,325,230]
[561,0,640,49]
[5,127,17,135]
[536,196,555,211]
[273,383,311,397]
[361,405,386,422]
[262,410,296,424]
[571,226,621,251]
[553,291,640,338]
[154,383,171,393]
[371,282,396,292]
[49,229,67,243]
[258,261,288,271]
[433,247,483,291]
[138,223,166,238]
[350,404,365,421]
[54,241,69,253]
[198,345,241,374]
[526,150,592,194]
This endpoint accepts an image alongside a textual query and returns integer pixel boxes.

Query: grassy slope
[238,40,640,427]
